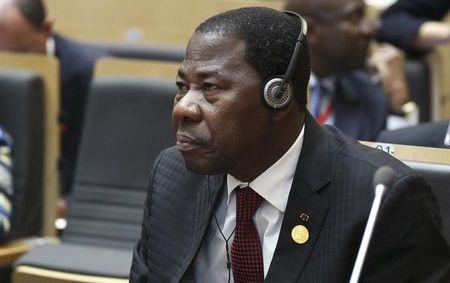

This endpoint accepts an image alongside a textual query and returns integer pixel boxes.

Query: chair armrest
[0,237,60,267]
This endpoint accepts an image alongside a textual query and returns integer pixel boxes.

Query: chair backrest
[0,52,60,237]
[377,120,450,148]
[94,57,179,80]
[86,42,185,62]
[405,58,431,122]
[62,76,176,249]
[362,141,450,244]
[0,69,44,238]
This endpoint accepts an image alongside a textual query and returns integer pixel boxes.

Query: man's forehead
[0,2,29,30]
[178,54,236,79]
[0,0,11,21]
[0,0,13,11]
[177,32,257,79]
[185,32,245,61]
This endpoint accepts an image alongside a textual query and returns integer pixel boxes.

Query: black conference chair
[13,76,176,282]
[0,69,44,239]
[377,120,450,149]
[404,58,431,122]
[86,41,185,62]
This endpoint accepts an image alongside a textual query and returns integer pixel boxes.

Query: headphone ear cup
[262,77,293,110]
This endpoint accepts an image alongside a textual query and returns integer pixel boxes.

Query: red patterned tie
[231,186,264,283]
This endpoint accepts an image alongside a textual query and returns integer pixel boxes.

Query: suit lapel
[266,113,330,282]
[176,174,225,281]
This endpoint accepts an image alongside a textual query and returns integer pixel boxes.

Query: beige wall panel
[44,0,282,44]
[94,57,179,79]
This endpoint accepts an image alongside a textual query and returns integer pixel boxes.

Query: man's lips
[176,134,206,151]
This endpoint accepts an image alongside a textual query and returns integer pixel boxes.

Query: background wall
[43,0,450,120]
[43,0,282,45]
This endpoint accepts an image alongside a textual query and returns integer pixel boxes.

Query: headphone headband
[274,11,308,99]
[262,10,308,110]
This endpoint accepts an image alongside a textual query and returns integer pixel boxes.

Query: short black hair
[195,7,311,108]
[14,0,46,30]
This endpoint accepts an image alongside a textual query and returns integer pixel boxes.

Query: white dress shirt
[46,37,55,57]
[193,125,305,282]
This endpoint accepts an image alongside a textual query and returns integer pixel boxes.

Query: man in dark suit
[131,7,449,282]
[285,0,391,141]
[52,33,106,195]
[0,0,106,195]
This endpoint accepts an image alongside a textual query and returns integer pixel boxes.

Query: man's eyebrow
[196,69,222,79]
[177,66,223,80]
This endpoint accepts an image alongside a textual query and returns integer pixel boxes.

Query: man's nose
[172,90,203,125]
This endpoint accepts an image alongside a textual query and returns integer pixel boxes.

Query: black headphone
[261,11,308,110]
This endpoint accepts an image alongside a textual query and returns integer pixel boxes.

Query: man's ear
[269,97,298,123]
[42,18,53,38]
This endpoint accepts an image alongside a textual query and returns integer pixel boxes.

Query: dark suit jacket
[377,120,450,148]
[54,34,107,195]
[333,71,389,142]
[377,0,450,53]
[131,113,449,282]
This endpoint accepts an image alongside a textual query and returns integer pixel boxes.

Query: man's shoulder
[337,71,389,106]
[154,146,185,171]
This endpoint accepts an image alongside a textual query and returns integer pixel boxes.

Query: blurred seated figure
[285,0,390,141]
[0,126,13,243]
[0,0,107,196]
[378,120,450,148]
[369,44,412,116]
[377,0,450,53]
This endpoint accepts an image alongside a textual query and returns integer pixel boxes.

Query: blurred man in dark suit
[285,0,390,141]
[131,7,449,282]
[0,0,106,196]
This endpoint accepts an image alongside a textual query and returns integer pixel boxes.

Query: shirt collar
[310,73,336,94]
[46,37,55,57]
[227,124,305,213]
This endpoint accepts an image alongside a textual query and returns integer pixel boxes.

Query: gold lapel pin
[291,225,309,244]
[300,212,310,222]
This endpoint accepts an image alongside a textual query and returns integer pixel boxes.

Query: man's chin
[181,155,226,176]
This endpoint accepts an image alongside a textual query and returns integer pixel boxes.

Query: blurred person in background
[368,44,411,116]
[285,0,390,141]
[286,0,415,137]
[0,0,106,203]
[377,0,450,54]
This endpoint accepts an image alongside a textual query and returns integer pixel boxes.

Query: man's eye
[176,83,189,94]
[203,83,219,91]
